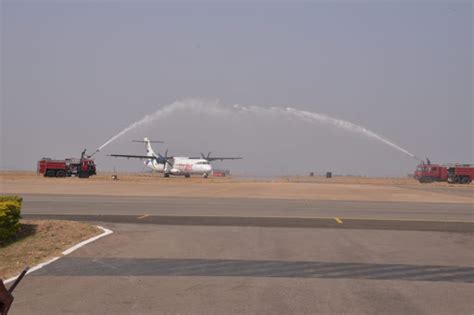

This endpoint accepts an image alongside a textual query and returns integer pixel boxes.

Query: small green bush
[0,196,23,204]
[0,196,22,243]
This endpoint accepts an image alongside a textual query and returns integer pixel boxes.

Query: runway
[9,193,474,314]
[11,222,474,314]
[34,256,474,283]
[22,213,474,233]
[21,194,474,221]
[21,194,474,232]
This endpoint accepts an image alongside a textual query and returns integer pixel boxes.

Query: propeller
[158,149,173,169]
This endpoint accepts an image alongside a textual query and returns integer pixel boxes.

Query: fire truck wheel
[45,170,56,177]
[56,170,66,178]
[419,177,432,183]
[461,177,471,184]
[454,177,461,184]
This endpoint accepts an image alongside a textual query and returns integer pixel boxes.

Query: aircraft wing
[108,154,159,160]
[190,157,243,162]
[208,157,243,162]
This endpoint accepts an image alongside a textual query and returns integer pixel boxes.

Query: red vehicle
[37,150,96,178]
[447,165,474,184]
[415,161,473,184]
[414,163,448,183]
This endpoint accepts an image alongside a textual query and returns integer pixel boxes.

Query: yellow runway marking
[132,214,472,224]
[334,217,343,224]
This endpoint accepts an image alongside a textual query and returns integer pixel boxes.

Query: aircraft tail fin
[132,137,163,157]
[144,137,156,157]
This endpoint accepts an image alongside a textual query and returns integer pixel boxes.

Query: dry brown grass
[0,220,101,279]
[1,171,472,204]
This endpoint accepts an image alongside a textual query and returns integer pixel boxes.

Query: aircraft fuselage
[145,157,212,177]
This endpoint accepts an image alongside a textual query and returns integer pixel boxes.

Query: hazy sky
[1,1,472,176]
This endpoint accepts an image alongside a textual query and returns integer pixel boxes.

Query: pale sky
[1,1,472,176]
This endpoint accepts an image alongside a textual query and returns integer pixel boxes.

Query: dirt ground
[0,220,101,279]
[1,171,472,204]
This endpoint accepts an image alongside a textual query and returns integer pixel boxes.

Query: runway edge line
[4,226,113,284]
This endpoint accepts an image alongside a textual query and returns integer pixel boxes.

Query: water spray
[92,99,418,161]
[283,107,419,160]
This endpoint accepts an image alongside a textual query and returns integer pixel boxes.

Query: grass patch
[0,220,101,279]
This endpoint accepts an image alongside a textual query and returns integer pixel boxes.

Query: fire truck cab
[414,163,448,183]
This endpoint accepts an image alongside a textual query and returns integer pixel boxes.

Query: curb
[4,226,113,284]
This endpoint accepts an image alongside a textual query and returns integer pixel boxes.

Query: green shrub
[0,196,23,204]
[0,196,22,243]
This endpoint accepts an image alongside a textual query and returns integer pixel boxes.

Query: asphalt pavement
[21,194,474,221]
[11,222,474,314]
[7,194,474,314]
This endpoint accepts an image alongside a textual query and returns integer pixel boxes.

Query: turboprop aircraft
[109,137,242,178]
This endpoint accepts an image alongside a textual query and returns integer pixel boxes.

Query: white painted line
[5,257,61,284]
[4,226,113,284]
[62,226,113,255]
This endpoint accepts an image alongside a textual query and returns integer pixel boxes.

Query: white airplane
[110,137,242,178]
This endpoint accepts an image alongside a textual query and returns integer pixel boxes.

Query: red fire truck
[415,162,473,184]
[37,150,96,178]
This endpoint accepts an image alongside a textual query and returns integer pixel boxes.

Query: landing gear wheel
[203,173,209,178]
[185,174,191,178]
[56,170,66,178]
[164,173,170,178]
